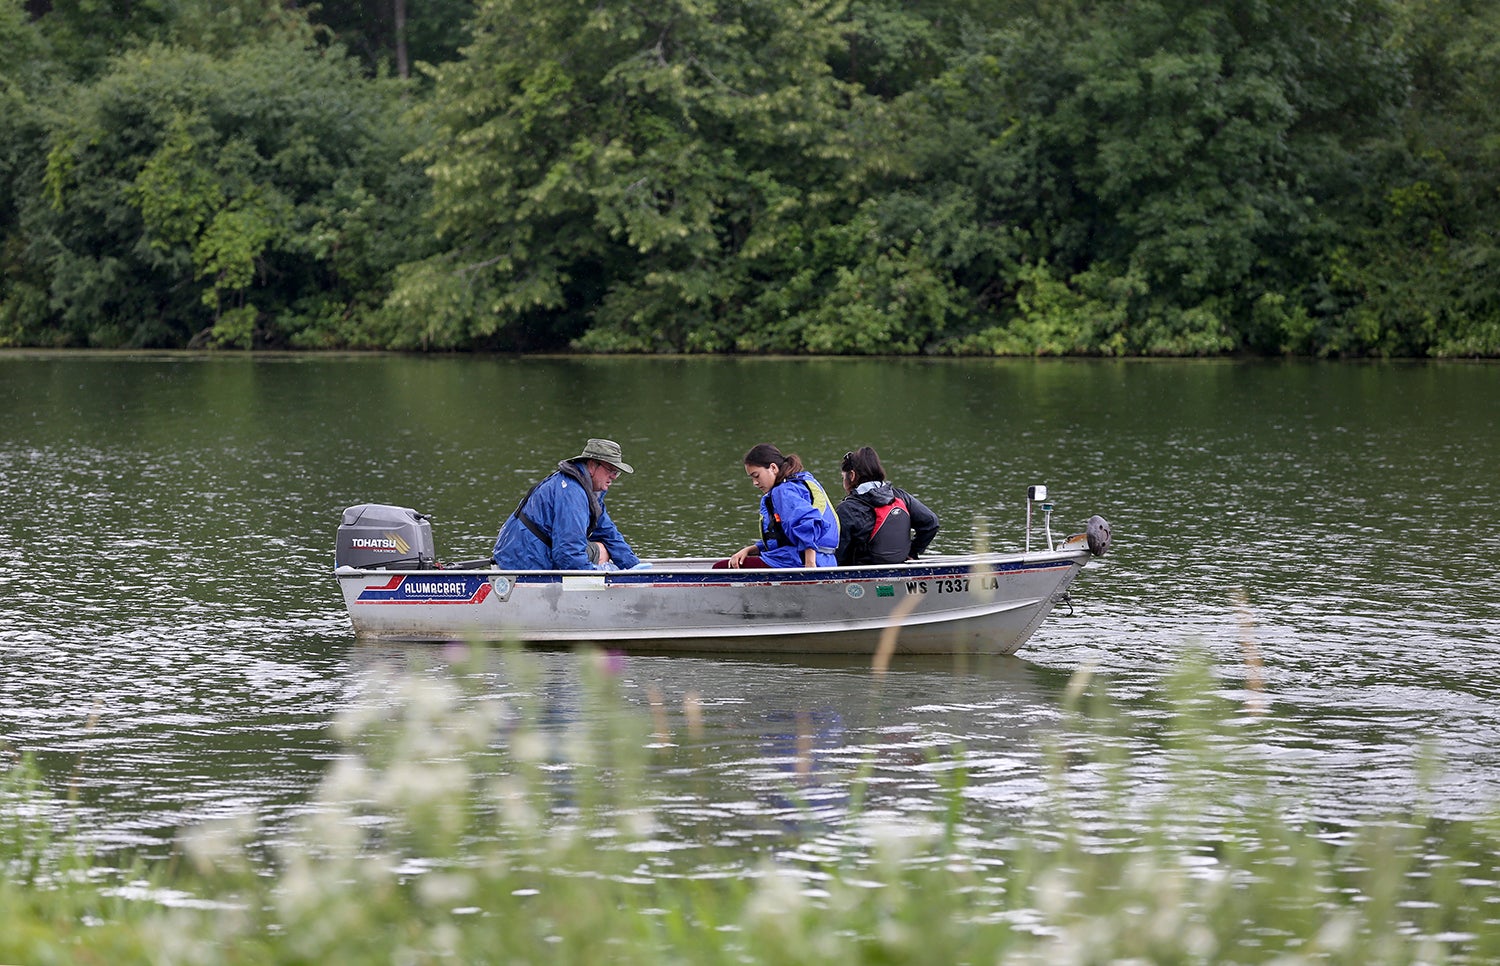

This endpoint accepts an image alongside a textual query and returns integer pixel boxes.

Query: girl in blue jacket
[719,443,839,568]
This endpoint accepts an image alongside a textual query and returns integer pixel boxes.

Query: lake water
[2,352,1499,863]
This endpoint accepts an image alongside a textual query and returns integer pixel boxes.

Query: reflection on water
[2,354,1500,869]
[334,643,1076,864]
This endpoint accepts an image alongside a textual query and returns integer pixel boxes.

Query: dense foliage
[1,0,1498,354]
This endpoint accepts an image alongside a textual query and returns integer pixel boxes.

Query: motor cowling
[336,504,436,569]
[1086,515,1112,557]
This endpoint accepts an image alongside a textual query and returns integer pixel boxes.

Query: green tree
[312,0,476,78]
[1315,0,1500,356]
[29,0,317,77]
[389,0,881,351]
[0,0,55,345]
[877,0,1407,356]
[27,0,173,77]
[19,39,429,348]
[15,0,1494,357]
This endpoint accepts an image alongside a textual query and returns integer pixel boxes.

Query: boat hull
[336,548,1093,655]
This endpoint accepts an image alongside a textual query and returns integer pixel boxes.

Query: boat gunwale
[333,547,1094,585]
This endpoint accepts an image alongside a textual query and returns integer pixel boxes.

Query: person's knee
[588,541,610,564]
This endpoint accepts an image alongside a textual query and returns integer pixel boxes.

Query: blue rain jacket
[756,471,839,568]
[492,461,640,570]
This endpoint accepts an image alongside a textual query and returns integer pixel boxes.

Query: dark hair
[744,442,803,484]
[840,446,886,487]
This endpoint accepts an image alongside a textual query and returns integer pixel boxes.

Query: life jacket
[760,475,838,551]
[510,460,602,549]
[865,495,912,564]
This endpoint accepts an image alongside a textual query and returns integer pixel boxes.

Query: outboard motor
[335,504,436,569]
[1086,514,1112,557]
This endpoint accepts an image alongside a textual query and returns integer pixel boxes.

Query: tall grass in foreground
[4,648,1500,964]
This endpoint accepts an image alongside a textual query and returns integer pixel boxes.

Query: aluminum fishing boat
[333,489,1110,656]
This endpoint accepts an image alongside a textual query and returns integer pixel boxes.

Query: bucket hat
[574,438,634,474]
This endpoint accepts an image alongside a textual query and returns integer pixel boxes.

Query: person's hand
[727,546,751,568]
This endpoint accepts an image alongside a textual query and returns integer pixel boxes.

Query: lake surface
[2,352,1499,864]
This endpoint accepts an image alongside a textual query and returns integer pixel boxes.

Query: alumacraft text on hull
[333,487,1110,656]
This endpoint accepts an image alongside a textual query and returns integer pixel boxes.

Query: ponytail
[840,446,886,487]
[744,443,804,485]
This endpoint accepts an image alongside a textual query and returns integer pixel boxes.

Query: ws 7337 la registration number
[906,576,1000,594]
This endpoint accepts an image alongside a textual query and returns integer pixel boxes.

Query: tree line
[2,0,1497,356]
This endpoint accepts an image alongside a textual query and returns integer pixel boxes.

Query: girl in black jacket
[833,446,940,565]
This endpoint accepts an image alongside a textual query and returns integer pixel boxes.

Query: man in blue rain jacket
[492,438,642,571]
